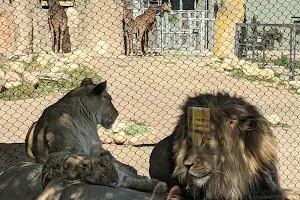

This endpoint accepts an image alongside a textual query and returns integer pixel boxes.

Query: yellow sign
[188,106,210,147]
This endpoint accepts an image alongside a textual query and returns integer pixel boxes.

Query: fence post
[289,26,294,80]
[251,23,257,63]
[262,24,266,68]
[234,23,239,57]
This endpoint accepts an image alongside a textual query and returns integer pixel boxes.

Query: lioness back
[25,78,119,162]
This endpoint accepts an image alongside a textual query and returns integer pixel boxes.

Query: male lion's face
[183,132,220,187]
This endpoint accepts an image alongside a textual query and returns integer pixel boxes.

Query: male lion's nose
[184,163,193,170]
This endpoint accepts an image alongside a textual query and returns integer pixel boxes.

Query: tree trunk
[213,0,245,58]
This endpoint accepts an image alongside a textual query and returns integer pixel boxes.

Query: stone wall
[0,0,124,56]
[0,3,14,54]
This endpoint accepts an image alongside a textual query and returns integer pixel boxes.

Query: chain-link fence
[0,0,300,199]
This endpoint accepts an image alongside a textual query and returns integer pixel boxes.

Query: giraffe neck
[156,5,167,13]
[47,0,60,8]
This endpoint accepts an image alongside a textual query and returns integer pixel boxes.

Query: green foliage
[0,67,102,101]
[273,55,300,69]
[249,15,283,51]
[168,13,178,22]
[231,69,275,83]
[123,124,151,136]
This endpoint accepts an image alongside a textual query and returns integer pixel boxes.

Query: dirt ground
[0,55,299,191]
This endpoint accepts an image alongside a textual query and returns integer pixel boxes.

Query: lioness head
[64,78,119,129]
[172,92,277,199]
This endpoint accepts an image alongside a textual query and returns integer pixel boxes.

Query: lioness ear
[81,78,94,86]
[93,81,107,95]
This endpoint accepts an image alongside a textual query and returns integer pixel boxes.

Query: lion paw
[167,185,182,200]
[153,182,168,194]
[282,189,300,200]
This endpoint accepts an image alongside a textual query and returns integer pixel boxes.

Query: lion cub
[42,150,167,194]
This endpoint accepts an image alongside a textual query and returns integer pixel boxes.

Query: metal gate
[131,0,215,55]
[155,10,215,54]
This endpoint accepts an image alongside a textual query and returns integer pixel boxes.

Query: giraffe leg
[53,25,60,53]
[144,30,149,56]
[149,22,156,56]
[60,25,67,55]
[49,20,56,52]
[125,33,128,56]
[128,32,133,56]
[138,30,145,57]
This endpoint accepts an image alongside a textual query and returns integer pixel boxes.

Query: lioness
[25,78,119,162]
[150,92,299,200]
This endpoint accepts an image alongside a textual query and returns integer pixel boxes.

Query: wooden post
[213,0,245,58]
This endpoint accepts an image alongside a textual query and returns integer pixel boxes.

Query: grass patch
[273,55,300,69]
[290,88,300,95]
[0,67,101,101]
[270,122,291,128]
[123,124,151,137]
[230,69,275,83]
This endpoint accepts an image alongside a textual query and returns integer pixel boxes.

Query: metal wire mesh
[0,0,299,199]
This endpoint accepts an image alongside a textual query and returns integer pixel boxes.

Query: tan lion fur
[172,92,277,199]
[149,92,299,200]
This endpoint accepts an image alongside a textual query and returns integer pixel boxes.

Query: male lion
[25,78,119,162]
[150,92,299,200]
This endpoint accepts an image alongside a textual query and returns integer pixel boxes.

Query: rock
[18,54,33,63]
[223,58,232,64]
[268,65,286,74]
[272,77,281,84]
[0,68,5,80]
[23,71,39,84]
[100,134,113,144]
[128,135,147,146]
[266,115,281,125]
[111,121,128,133]
[50,66,61,73]
[206,57,220,66]
[238,59,247,66]
[39,72,69,81]
[63,63,79,71]
[297,89,300,94]
[242,64,261,77]
[220,62,234,71]
[53,61,64,68]
[289,81,300,88]
[5,61,25,73]
[66,50,89,63]
[259,69,274,80]
[4,81,22,89]
[36,53,56,65]
[113,131,127,145]
[5,71,21,82]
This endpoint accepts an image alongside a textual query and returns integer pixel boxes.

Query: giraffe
[47,0,69,54]
[123,7,135,56]
[135,2,172,56]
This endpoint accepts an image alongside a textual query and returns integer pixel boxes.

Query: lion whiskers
[211,169,228,177]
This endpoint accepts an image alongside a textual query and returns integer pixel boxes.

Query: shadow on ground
[0,143,30,172]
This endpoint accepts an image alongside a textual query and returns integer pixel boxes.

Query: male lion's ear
[93,81,107,95]
[81,78,94,86]
[238,117,252,132]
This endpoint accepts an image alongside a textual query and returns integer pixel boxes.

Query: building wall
[1,0,124,56]
[245,0,300,51]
